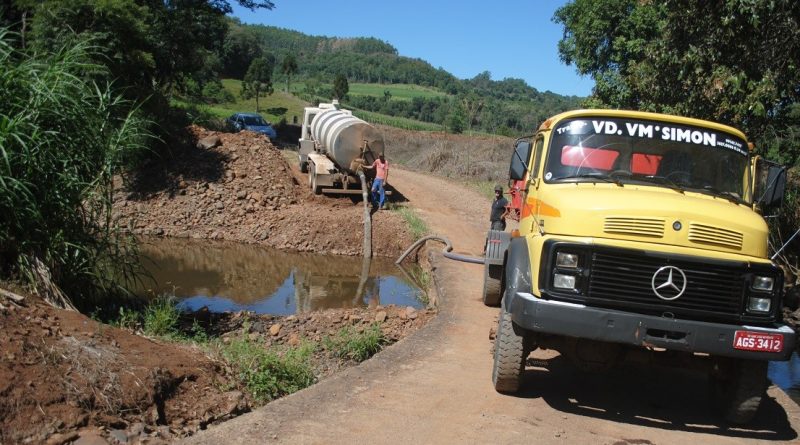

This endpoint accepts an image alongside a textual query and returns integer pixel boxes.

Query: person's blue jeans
[371,178,386,208]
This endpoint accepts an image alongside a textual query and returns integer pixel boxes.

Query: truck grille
[688,223,743,250]
[587,250,745,320]
[604,217,665,238]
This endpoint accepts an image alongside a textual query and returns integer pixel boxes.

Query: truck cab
[486,109,794,424]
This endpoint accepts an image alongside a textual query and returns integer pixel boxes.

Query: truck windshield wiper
[641,175,685,193]
[570,172,623,187]
[701,185,746,205]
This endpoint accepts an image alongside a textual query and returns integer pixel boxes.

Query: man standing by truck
[490,184,508,230]
[364,153,389,210]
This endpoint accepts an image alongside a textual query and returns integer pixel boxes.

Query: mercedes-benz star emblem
[651,266,687,301]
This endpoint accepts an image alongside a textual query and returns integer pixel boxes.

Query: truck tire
[300,161,308,173]
[710,359,768,424]
[482,263,502,306]
[492,302,529,393]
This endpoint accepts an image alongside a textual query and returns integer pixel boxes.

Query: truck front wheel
[710,359,768,424]
[492,303,531,393]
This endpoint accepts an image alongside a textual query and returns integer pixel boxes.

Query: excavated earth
[0,295,433,444]
[113,125,414,257]
[0,126,432,444]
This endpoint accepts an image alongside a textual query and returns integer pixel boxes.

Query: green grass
[208,79,309,124]
[323,324,385,362]
[348,83,447,101]
[218,335,316,403]
[351,108,443,131]
[408,265,432,305]
[394,205,429,240]
[143,295,182,337]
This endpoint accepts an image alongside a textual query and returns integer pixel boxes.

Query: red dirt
[113,125,414,257]
[0,125,432,444]
[0,292,433,444]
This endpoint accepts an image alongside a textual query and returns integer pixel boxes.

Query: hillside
[219,19,583,136]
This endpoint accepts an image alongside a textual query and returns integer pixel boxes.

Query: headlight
[556,252,579,268]
[554,273,577,290]
[752,276,774,292]
[747,297,771,313]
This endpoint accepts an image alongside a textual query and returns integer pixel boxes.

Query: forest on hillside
[218,19,583,135]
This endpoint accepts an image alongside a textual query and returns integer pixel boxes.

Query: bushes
[0,29,149,306]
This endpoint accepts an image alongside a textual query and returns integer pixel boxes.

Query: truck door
[516,135,545,237]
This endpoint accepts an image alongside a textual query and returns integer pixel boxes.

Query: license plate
[733,330,784,353]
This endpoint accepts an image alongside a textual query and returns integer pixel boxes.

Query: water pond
[135,238,425,315]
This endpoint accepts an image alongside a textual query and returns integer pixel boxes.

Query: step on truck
[483,109,794,424]
[298,101,387,196]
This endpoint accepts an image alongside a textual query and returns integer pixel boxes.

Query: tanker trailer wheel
[492,299,532,393]
[709,358,768,424]
[311,169,322,195]
[482,262,503,307]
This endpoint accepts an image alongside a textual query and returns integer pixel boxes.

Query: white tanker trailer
[298,101,386,195]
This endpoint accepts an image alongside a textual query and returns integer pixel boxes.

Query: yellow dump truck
[483,109,793,424]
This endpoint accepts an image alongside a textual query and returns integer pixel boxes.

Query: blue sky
[230,0,594,97]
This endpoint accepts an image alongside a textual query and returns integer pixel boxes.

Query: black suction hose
[395,235,485,265]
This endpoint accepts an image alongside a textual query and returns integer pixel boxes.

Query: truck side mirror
[753,158,787,212]
[509,140,533,181]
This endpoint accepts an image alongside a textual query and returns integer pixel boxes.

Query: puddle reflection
[136,237,424,315]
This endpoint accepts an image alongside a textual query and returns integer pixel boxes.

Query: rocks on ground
[113,125,415,257]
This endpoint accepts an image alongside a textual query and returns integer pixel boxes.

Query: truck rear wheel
[311,170,322,195]
[710,359,768,424]
[492,304,529,393]
[482,263,502,306]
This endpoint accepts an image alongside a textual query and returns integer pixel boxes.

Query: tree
[281,53,298,92]
[333,73,349,100]
[242,55,275,112]
[222,24,263,79]
[553,0,800,166]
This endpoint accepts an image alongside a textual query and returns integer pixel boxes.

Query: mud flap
[482,230,511,306]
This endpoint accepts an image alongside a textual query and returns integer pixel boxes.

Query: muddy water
[136,238,425,315]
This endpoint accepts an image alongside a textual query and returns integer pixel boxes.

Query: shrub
[0,29,150,306]
[143,296,181,337]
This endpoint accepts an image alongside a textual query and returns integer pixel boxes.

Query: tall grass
[0,29,150,307]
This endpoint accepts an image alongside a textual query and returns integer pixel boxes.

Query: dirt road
[187,167,800,444]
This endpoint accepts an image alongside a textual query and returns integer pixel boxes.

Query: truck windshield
[545,117,751,203]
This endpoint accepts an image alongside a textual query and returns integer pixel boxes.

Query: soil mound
[113,125,414,257]
[0,292,433,444]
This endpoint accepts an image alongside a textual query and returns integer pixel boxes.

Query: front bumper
[508,292,797,361]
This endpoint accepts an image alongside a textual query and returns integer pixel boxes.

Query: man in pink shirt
[364,153,389,209]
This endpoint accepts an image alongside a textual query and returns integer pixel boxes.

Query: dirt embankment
[113,125,414,257]
[0,291,433,444]
[1,126,434,444]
